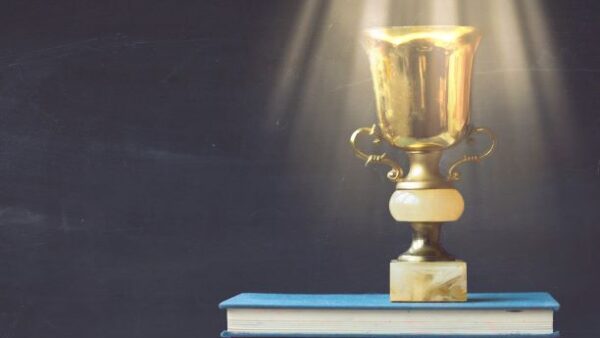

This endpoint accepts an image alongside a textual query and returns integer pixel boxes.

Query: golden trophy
[350,26,496,302]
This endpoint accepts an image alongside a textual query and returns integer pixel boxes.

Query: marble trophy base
[390,259,467,302]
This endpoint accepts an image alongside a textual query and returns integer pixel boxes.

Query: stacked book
[220,292,559,337]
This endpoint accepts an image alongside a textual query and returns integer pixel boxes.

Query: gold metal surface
[352,26,495,190]
[349,123,495,189]
[349,26,497,273]
[362,26,481,151]
[350,124,404,182]
[396,151,450,189]
[397,222,454,262]
[447,126,496,181]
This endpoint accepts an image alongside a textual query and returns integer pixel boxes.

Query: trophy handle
[447,126,496,181]
[350,124,404,182]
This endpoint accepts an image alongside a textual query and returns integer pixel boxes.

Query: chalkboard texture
[0,1,598,337]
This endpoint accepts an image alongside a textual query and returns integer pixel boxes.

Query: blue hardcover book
[220,292,559,337]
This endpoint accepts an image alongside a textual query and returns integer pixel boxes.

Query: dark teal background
[0,1,598,337]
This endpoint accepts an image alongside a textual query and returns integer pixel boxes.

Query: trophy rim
[363,25,481,46]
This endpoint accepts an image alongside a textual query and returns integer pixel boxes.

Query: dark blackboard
[0,1,598,337]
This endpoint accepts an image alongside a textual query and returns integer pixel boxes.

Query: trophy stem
[396,151,451,190]
[397,222,455,262]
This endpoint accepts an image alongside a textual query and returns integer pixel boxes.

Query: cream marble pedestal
[390,260,467,302]
[388,188,467,302]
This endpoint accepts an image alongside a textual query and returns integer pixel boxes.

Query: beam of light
[264,0,396,239]
[333,0,390,168]
[462,0,576,263]
[263,0,575,235]
[488,0,545,169]
[327,0,393,219]
[267,0,574,160]
[274,0,370,166]
[265,0,328,131]
[519,0,577,159]
[475,0,576,187]
[430,0,460,24]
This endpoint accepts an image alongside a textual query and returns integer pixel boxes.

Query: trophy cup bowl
[350,26,495,302]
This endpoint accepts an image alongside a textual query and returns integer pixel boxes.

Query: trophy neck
[396,151,452,190]
[397,222,455,262]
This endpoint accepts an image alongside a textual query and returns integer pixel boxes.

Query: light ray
[265,0,326,130]
[263,0,574,233]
